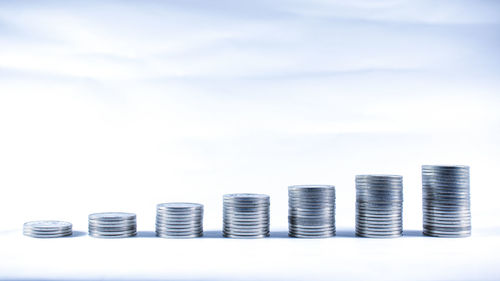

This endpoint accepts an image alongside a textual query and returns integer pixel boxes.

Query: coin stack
[356,175,403,238]
[88,212,137,238]
[422,165,471,237]
[156,203,204,238]
[223,193,270,238]
[23,220,72,238]
[288,185,336,238]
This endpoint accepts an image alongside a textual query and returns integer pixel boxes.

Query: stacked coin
[288,185,336,238]
[88,212,137,238]
[156,203,204,238]
[422,165,471,237]
[356,175,403,238]
[23,220,72,238]
[223,193,270,238]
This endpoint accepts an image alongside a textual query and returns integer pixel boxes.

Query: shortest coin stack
[156,203,204,238]
[23,220,72,238]
[89,212,137,238]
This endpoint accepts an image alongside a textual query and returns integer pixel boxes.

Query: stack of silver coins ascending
[156,203,204,238]
[223,193,270,238]
[23,220,72,238]
[422,165,471,237]
[288,185,336,238]
[88,212,137,238]
[356,175,403,238]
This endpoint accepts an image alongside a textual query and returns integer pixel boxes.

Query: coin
[156,202,203,238]
[23,220,72,238]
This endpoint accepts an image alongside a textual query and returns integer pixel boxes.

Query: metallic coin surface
[355,175,403,238]
[156,202,204,238]
[23,220,73,238]
[288,185,336,238]
[88,212,137,238]
[89,212,136,221]
[223,193,270,238]
[422,165,471,237]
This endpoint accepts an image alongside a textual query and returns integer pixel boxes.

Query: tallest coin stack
[422,165,471,237]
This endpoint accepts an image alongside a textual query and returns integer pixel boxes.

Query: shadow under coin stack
[88,212,137,238]
[422,165,471,237]
[23,220,72,238]
[156,203,204,238]
[355,175,403,238]
[288,185,336,238]
[223,194,270,238]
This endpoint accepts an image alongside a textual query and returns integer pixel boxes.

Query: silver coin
[222,233,269,236]
[289,230,335,238]
[157,230,204,234]
[157,202,203,209]
[156,229,203,234]
[90,223,135,226]
[156,233,204,237]
[155,218,204,224]
[156,214,203,219]
[89,226,137,232]
[289,184,335,191]
[223,230,269,235]
[156,233,203,236]
[24,232,72,238]
[156,215,202,219]
[89,212,136,221]
[24,226,73,232]
[155,225,203,230]
[156,230,203,235]
[155,227,203,232]
[223,194,270,204]
[157,218,202,224]
[356,232,403,236]
[24,220,72,230]
[88,219,136,225]
[223,214,269,219]
[24,227,72,233]
[223,217,269,223]
[90,233,137,238]
[23,228,73,234]
[289,226,336,232]
[223,209,269,214]
[289,223,335,228]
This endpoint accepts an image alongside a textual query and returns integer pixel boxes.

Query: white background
[0,0,499,280]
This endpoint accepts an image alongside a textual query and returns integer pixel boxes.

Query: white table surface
[1,226,499,281]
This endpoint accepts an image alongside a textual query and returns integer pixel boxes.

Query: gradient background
[0,0,499,280]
